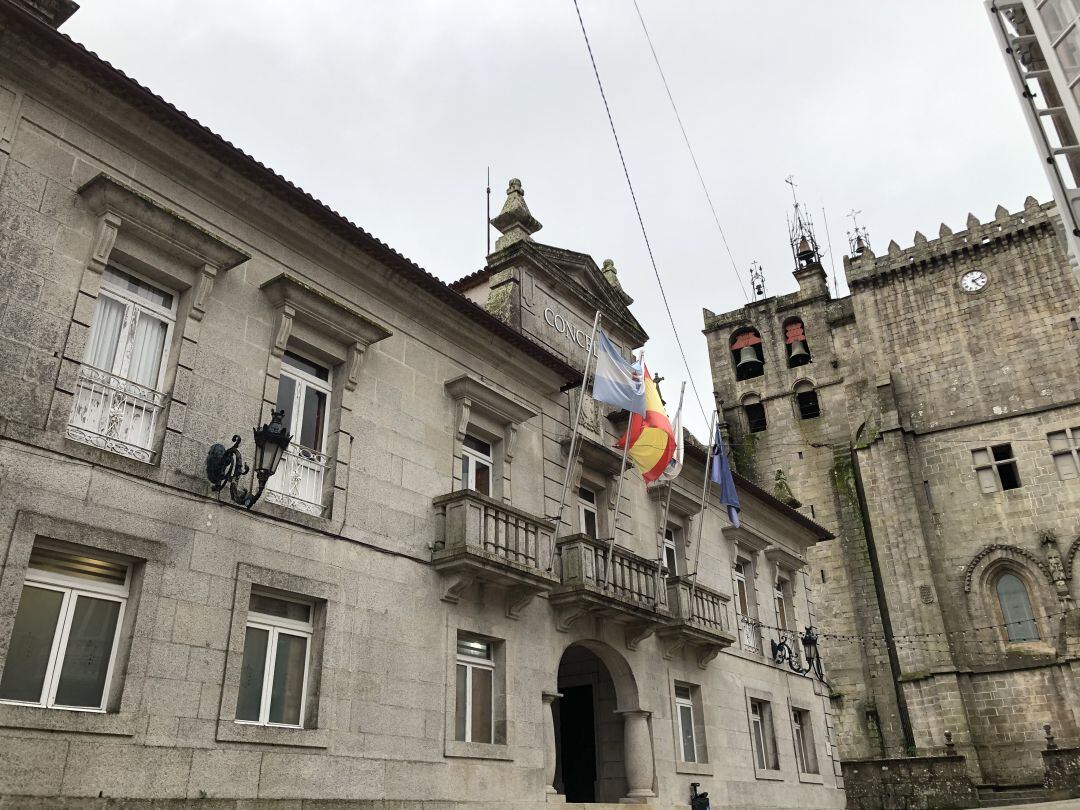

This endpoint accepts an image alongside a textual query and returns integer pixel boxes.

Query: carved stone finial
[1045,723,1058,750]
[887,239,901,256]
[939,223,953,238]
[995,204,1009,221]
[944,730,957,755]
[966,212,980,230]
[602,259,622,289]
[913,231,927,246]
[1025,195,1039,211]
[490,177,542,251]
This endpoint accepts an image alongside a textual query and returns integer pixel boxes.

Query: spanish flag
[616,368,675,483]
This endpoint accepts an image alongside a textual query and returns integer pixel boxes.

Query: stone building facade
[704,196,1080,786]
[0,2,845,807]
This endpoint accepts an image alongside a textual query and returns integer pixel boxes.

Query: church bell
[736,346,763,376]
[787,340,810,366]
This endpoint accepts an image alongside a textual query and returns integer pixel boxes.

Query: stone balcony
[432,490,560,618]
[657,576,737,668]
[550,534,671,648]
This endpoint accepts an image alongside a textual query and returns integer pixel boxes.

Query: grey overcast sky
[64,1,1047,436]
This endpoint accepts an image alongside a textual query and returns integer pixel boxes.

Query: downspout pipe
[850,445,917,752]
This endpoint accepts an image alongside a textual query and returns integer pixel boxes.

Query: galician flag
[617,367,676,483]
[592,330,646,416]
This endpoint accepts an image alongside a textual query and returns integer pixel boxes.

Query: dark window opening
[731,329,765,381]
[745,402,767,433]
[795,389,820,420]
[993,444,1022,490]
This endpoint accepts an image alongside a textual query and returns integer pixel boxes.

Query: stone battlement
[844,197,1056,287]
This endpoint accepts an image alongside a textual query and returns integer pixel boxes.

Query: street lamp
[771,625,825,681]
[205,409,292,508]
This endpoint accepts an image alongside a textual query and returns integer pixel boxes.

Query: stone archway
[547,640,653,803]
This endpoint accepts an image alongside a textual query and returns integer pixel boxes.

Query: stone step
[977,782,1054,806]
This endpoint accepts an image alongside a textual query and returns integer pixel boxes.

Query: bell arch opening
[553,640,642,803]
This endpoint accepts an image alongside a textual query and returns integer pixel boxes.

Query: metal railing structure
[66,364,165,463]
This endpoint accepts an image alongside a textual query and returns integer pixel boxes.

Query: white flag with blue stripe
[591,330,646,416]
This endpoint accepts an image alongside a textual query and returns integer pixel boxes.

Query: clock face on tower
[960,269,988,293]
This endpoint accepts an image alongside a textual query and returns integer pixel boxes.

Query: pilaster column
[542,691,562,800]
[618,709,655,802]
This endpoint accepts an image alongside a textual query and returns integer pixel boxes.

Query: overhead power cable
[571,0,710,424]
[631,0,750,304]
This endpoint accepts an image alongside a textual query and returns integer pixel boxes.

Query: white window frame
[455,637,495,743]
[675,684,697,763]
[277,352,333,454]
[1048,427,1080,480]
[0,547,130,713]
[235,596,313,729]
[578,486,598,538]
[461,434,494,496]
[89,264,177,391]
[663,527,680,576]
[749,699,779,771]
[792,708,818,775]
[775,578,789,632]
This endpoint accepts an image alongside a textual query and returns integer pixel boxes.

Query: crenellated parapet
[844,197,1055,288]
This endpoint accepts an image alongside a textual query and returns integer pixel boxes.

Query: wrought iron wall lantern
[771,626,825,681]
[205,409,292,508]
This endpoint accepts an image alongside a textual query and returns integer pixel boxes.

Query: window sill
[675,761,714,776]
[444,739,513,760]
[0,704,136,736]
[753,768,785,781]
[798,771,824,784]
[216,720,329,748]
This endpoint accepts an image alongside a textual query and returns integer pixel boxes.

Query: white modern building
[988,0,1080,281]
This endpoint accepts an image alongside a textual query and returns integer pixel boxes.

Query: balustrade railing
[433,490,554,573]
[666,577,730,635]
[555,535,667,612]
[264,442,329,516]
[66,364,166,463]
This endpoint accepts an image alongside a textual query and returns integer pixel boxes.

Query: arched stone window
[742,394,767,433]
[730,328,764,381]
[995,572,1039,642]
[783,318,811,368]
[793,380,820,420]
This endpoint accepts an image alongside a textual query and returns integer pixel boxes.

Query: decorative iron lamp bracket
[771,626,825,681]
[206,409,291,509]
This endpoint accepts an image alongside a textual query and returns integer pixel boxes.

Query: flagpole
[546,310,602,572]
[653,381,685,602]
[601,349,641,591]
[688,409,718,603]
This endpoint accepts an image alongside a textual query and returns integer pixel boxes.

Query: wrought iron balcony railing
[66,365,166,463]
[264,442,330,516]
[432,490,559,617]
[738,614,764,655]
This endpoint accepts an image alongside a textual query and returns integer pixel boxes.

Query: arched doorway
[552,640,650,803]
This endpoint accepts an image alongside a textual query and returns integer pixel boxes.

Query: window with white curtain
[67,265,176,460]
[86,266,175,389]
[0,544,130,712]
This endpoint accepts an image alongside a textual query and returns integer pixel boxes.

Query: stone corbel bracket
[444,374,538,462]
[260,274,393,391]
[79,174,249,321]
